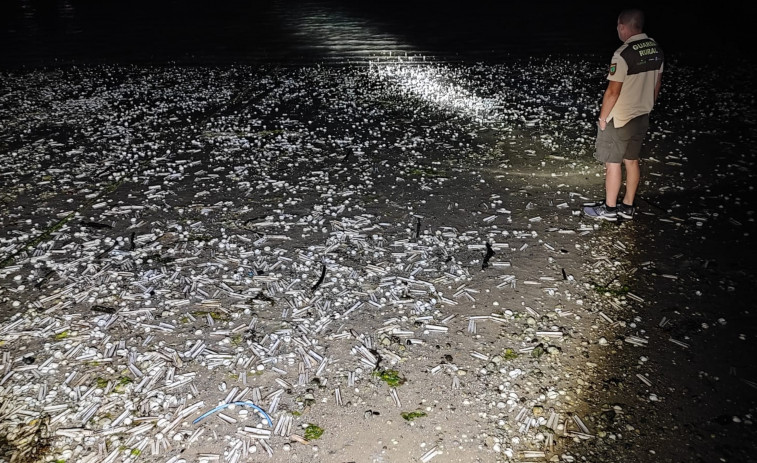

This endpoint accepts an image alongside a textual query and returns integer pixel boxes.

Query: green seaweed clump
[372,369,405,387]
[114,376,133,393]
[401,410,427,421]
[192,310,228,321]
[304,424,324,440]
[502,348,519,360]
[592,283,630,297]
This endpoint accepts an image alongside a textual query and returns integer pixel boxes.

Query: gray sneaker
[617,203,635,220]
[583,203,618,221]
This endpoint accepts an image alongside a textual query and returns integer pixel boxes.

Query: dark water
[0,0,749,67]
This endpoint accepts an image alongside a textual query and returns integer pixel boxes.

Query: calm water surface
[1,0,746,68]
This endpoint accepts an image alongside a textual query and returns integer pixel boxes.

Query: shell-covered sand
[1,55,755,462]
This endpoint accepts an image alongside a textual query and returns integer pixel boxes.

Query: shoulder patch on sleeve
[610,63,617,75]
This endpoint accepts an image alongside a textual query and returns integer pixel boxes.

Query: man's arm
[598,80,623,129]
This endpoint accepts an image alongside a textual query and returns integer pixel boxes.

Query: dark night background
[0,0,750,67]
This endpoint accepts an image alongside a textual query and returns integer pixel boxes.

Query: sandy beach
[1,55,755,463]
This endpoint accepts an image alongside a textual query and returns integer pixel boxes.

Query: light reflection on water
[277,2,416,61]
[0,0,609,67]
[1,0,746,68]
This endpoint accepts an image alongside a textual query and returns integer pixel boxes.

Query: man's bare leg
[604,162,622,207]
[622,158,640,205]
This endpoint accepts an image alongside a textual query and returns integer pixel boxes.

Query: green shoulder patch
[609,63,617,75]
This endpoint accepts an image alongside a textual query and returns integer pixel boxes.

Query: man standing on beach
[583,8,663,221]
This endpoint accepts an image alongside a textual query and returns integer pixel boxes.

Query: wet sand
[1,56,755,462]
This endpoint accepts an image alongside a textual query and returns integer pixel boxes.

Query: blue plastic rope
[192,401,273,427]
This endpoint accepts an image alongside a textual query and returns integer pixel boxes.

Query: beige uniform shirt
[607,33,664,128]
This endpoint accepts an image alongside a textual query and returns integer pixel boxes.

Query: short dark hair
[618,9,645,32]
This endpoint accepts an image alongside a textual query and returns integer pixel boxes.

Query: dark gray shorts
[594,114,650,163]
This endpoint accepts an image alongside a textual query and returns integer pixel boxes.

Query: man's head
[617,9,644,41]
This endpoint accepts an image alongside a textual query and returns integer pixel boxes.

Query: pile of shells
[1,53,751,463]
